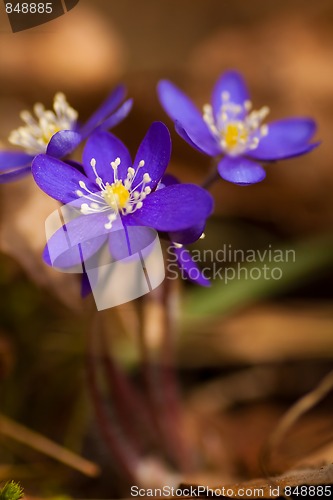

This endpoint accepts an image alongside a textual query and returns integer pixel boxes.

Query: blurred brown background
[1,0,333,232]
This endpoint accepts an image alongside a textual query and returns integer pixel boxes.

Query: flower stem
[139,277,194,473]
[86,314,139,483]
[159,275,194,472]
[201,157,220,190]
[137,297,165,443]
[100,324,158,452]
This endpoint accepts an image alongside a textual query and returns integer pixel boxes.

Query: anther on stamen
[143,173,151,183]
[261,125,269,136]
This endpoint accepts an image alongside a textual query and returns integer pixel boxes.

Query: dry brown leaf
[181,464,333,498]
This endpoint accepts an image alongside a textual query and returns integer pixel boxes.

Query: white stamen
[9,93,78,155]
[203,94,271,156]
[78,157,154,222]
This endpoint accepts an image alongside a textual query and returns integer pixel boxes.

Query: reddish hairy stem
[100,326,159,451]
[86,315,139,483]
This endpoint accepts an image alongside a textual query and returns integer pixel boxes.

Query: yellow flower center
[223,122,248,150]
[103,181,130,210]
[77,157,152,229]
[203,93,270,157]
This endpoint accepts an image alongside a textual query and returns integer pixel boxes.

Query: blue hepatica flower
[31,122,214,285]
[158,71,319,185]
[0,85,132,183]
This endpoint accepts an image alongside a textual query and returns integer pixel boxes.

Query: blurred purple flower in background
[0,85,132,183]
[158,71,319,185]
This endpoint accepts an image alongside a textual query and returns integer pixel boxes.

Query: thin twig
[0,413,99,477]
[261,369,333,476]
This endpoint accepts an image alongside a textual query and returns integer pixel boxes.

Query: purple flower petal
[32,154,97,204]
[175,121,220,156]
[160,173,179,187]
[130,183,214,232]
[0,151,34,170]
[94,99,133,133]
[108,223,157,260]
[157,80,204,131]
[44,213,108,269]
[158,80,220,156]
[158,175,208,243]
[132,122,171,191]
[171,246,210,287]
[0,166,31,183]
[62,213,112,247]
[169,220,206,245]
[248,118,318,161]
[0,150,33,182]
[78,85,126,138]
[43,238,82,269]
[65,159,85,174]
[46,130,82,158]
[212,70,250,119]
[82,131,132,185]
[218,156,266,185]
